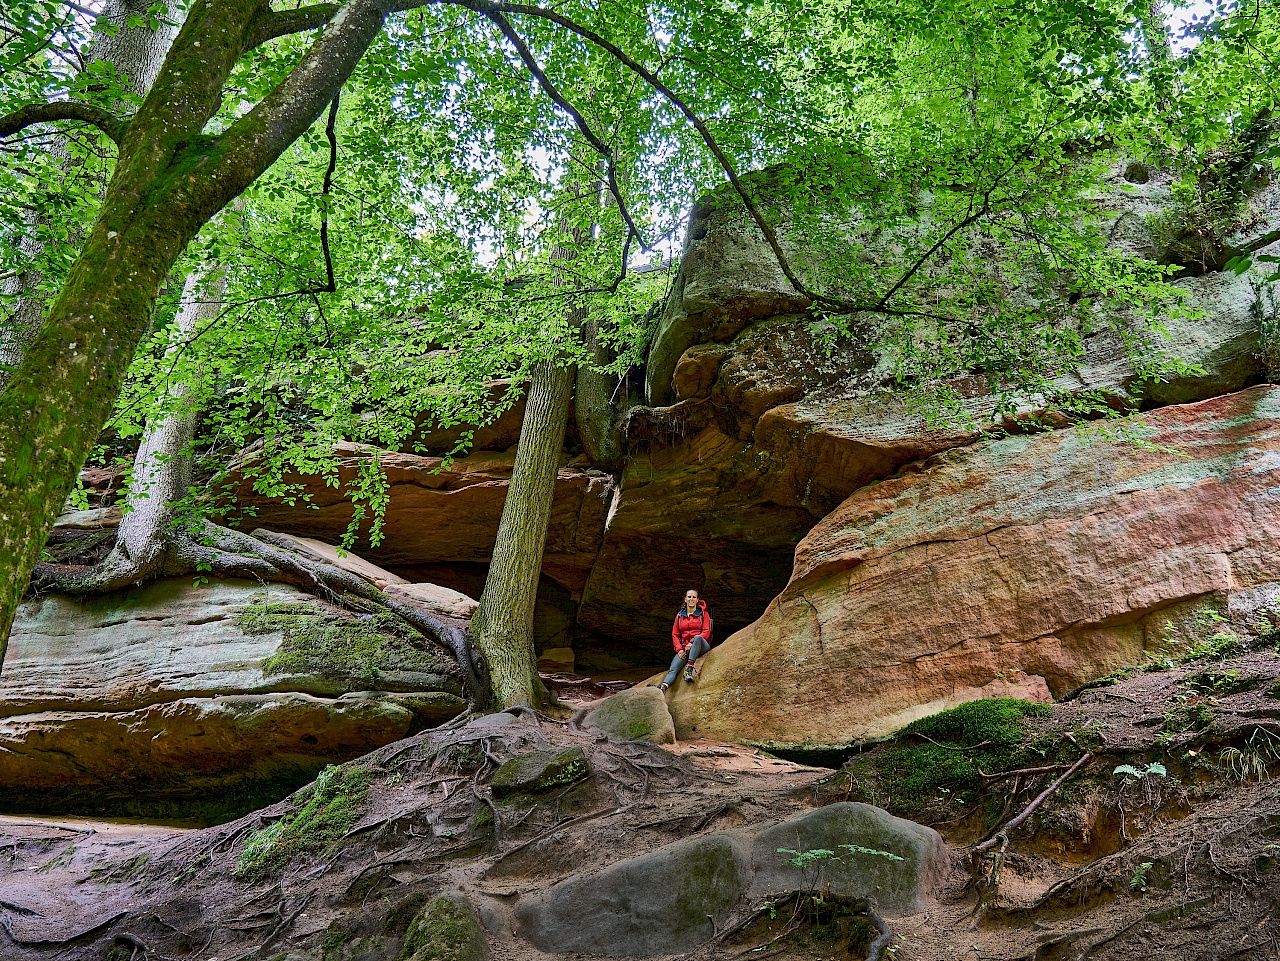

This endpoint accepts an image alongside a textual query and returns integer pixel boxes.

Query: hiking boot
[683,664,696,683]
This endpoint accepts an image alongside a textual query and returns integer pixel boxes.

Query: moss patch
[843,698,1053,819]
[1183,668,1263,696]
[240,600,452,683]
[401,894,486,961]
[234,764,373,880]
[490,748,590,798]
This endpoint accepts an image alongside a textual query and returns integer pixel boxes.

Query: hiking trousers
[663,635,709,687]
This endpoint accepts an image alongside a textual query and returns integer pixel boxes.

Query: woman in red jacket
[660,589,711,692]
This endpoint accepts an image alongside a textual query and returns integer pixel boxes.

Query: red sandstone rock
[227,444,613,595]
[667,387,1280,747]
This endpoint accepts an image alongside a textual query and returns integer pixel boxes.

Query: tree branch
[318,92,341,294]
[462,0,840,310]
[481,9,646,251]
[0,100,125,146]
[244,3,341,49]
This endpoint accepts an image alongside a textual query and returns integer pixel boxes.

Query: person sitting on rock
[660,589,711,693]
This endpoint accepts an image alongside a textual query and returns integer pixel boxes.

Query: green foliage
[845,698,1053,816]
[1146,611,1244,670]
[1113,761,1168,781]
[1182,668,1263,696]
[1218,727,1280,782]
[239,600,451,683]
[4,0,1280,555]
[1131,861,1154,892]
[1252,279,1280,382]
[1159,704,1215,740]
[234,764,373,881]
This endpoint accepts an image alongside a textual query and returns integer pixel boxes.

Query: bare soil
[4,651,1280,961]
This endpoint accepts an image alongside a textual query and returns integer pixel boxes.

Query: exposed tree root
[969,752,1094,927]
[32,521,484,701]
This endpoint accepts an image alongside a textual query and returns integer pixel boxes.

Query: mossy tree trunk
[469,358,576,708]
[0,0,399,673]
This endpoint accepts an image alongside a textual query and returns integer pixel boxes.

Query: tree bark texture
[574,315,624,470]
[0,0,397,672]
[0,0,179,389]
[468,358,576,708]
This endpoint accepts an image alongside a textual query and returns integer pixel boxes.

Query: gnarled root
[32,521,484,701]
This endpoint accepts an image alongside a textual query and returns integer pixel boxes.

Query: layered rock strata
[0,578,465,820]
[668,387,1280,747]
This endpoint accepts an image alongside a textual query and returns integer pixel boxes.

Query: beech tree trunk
[468,359,576,708]
[574,316,624,471]
[0,0,178,389]
[0,0,394,673]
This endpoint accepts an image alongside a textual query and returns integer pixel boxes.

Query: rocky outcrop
[188,160,1277,668]
[574,161,1276,654]
[669,387,1280,747]
[0,578,465,819]
[514,801,947,956]
[227,445,613,597]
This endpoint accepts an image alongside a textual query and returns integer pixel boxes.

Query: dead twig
[973,753,1094,855]
[977,763,1072,780]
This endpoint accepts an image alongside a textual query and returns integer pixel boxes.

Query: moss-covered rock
[235,764,373,880]
[749,802,948,914]
[515,832,749,956]
[242,601,456,688]
[583,686,676,744]
[842,698,1054,819]
[401,894,487,961]
[490,748,590,798]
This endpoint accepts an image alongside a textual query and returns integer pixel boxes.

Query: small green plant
[1159,703,1215,740]
[1114,761,1168,782]
[1251,277,1280,381]
[1183,668,1262,696]
[1130,861,1154,892]
[1218,727,1280,781]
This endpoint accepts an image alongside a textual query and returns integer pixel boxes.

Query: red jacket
[672,600,711,652]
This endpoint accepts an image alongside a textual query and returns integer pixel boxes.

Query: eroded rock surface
[0,579,464,819]
[514,802,946,956]
[669,387,1280,747]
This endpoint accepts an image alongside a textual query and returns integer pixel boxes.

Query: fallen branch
[977,762,1072,780]
[973,753,1094,855]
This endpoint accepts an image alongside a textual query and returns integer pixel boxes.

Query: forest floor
[4,646,1280,961]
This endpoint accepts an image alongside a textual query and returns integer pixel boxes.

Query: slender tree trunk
[0,0,178,388]
[574,317,624,470]
[468,359,576,708]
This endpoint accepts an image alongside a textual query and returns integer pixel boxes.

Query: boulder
[582,686,676,744]
[668,387,1280,747]
[515,832,750,956]
[0,579,464,818]
[514,802,945,956]
[489,747,590,798]
[402,894,488,961]
[749,803,949,913]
